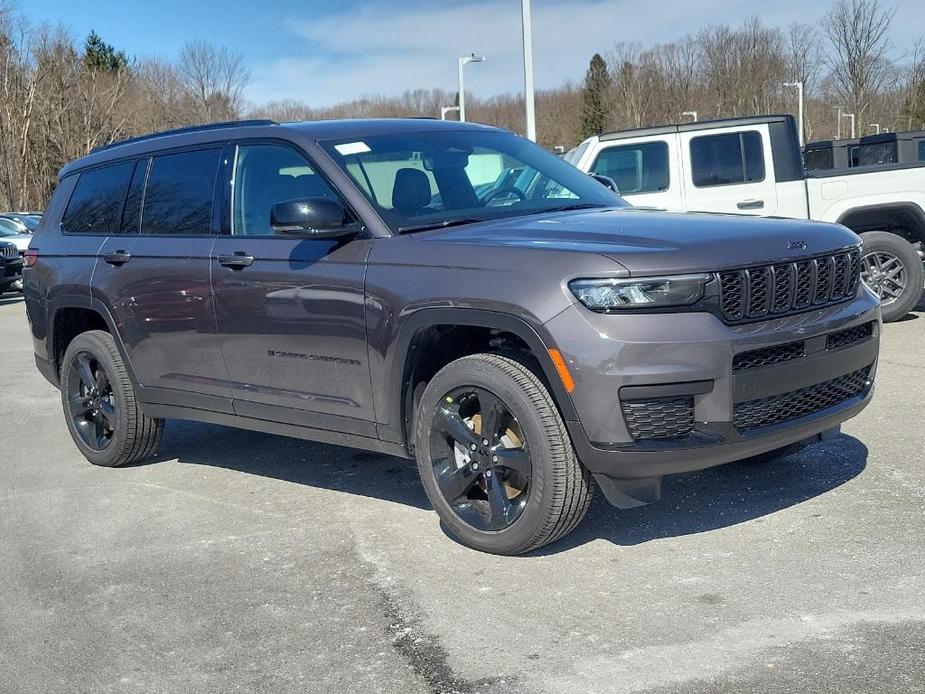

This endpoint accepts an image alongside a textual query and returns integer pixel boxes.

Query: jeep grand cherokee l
[24,119,880,554]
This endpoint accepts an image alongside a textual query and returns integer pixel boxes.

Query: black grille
[733,367,871,433]
[732,340,805,371]
[718,248,860,323]
[827,321,875,350]
[0,244,17,259]
[621,396,694,440]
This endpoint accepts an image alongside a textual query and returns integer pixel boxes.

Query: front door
[210,142,375,434]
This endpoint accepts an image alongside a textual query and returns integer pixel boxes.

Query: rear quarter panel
[806,166,925,223]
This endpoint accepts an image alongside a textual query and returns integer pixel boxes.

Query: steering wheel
[483,186,527,205]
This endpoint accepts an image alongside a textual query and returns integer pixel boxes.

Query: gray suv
[25,119,880,554]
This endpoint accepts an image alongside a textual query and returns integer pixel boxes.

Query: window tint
[141,149,221,235]
[690,131,765,187]
[803,147,833,172]
[233,144,345,236]
[61,162,134,234]
[592,142,669,194]
[120,158,148,234]
[918,140,925,162]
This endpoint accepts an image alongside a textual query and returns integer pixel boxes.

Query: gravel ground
[1,291,923,694]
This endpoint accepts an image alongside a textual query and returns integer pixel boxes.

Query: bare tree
[177,39,249,122]
[823,0,896,124]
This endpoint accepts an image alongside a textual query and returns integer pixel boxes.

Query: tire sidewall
[414,356,563,554]
[60,332,130,467]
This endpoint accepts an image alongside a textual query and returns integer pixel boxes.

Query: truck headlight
[569,274,710,311]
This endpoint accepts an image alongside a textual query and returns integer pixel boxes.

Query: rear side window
[918,140,925,162]
[690,131,765,187]
[803,147,833,172]
[141,149,221,235]
[61,162,134,234]
[591,142,669,194]
[120,158,149,234]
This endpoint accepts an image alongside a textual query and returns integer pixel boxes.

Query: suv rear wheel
[413,353,592,555]
[60,330,164,467]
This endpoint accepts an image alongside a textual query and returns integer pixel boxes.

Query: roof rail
[91,119,279,153]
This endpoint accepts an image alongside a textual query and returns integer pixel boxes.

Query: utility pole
[457,53,486,123]
[521,0,536,141]
[783,81,804,146]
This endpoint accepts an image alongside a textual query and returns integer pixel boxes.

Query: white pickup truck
[569,115,925,321]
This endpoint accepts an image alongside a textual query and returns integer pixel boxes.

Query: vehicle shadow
[150,420,867,552]
[538,434,868,553]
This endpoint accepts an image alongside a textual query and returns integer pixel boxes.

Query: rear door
[210,141,375,434]
[93,147,232,407]
[680,126,779,215]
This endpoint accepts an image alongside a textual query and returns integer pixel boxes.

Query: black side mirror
[270,198,354,239]
[590,173,619,193]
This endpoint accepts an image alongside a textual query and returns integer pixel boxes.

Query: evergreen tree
[84,31,128,72]
[579,53,612,139]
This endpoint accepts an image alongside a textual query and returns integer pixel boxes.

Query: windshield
[320,129,626,233]
[0,219,23,236]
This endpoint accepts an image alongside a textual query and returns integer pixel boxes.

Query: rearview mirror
[270,198,353,239]
[590,173,619,193]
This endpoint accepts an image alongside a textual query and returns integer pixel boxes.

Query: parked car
[0,214,37,233]
[0,219,32,254]
[572,115,925,322]
[0,239,23,293]
[25,118,879,554]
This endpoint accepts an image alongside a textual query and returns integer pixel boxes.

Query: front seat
[391,168,432,215]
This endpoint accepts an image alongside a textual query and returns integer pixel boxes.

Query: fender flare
[836,202,925,243]
[377,307,578,446]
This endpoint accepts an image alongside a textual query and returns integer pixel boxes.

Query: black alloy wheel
[66,351,116,451]
[429,386,531,531]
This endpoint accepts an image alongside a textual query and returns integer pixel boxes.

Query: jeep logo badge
[788,240,808,250]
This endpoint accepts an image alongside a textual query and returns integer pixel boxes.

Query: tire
[859,231,924,323]
[60,330,164,467]
[413,353,592,555]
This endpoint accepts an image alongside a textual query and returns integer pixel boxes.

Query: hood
[423,207,860,275]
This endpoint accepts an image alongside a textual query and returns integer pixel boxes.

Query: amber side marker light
[547,348,575,393]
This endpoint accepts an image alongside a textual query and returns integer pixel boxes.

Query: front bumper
[545,288,880,505]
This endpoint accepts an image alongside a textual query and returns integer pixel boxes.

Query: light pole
[440,106,460,121]
[783,81,804,146]
[842,112,856,139]
[837,106,842,139]
[521,0,536,141]
[457,53,486,123]
[682,111,698,122]
[869,123,881,134]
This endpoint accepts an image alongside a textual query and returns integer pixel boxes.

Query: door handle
[737,199,765,210]
[218,252,255,269]
[103,250,132,266]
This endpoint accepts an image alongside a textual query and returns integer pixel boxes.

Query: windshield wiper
[539,202,609,213]
[397,218,483,234]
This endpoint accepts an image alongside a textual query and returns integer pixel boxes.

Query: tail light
[23,248,38,267]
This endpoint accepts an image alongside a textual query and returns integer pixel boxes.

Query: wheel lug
[492,455,498,463]
[485,470,493,478]
[482,439,489,446]
[471,462,479,471]
[469,443,477,451]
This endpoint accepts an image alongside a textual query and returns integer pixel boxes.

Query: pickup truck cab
[571,115,925,321]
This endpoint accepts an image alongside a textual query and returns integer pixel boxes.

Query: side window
[918,140,925,162]
[119,158,149,234]
[690,131,765,187]
[232,144,344,236]
[60,161,134,234]
[591,142,669,194]
[141,149,222,236]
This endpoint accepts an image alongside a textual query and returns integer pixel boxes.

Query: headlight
[569,274,710,311]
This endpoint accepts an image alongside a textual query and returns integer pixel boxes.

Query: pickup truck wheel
[60,330,164,467]
[414,353,592,555]
[859,231,924,322]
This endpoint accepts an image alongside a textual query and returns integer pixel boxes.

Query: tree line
[1,0,923,211]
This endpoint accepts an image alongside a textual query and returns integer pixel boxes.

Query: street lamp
[521,0,536,141]
[842,112,856,139]
[457,53,486,123]
[682,111,698,122]
[869,123,881,134]
[783,81,804,146]
[440,106,460,121]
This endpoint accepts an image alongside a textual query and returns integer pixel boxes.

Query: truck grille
[733,367,871,433]
[0,245,18,259]
[621,396,695,441]
[718,248,861,323]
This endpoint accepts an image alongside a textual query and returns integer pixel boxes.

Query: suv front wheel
[60,330,164,467]
[414,353,592,555]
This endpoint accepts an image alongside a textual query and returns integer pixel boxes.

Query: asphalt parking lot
[1,292,924,694]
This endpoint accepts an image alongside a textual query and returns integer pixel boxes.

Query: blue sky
[21,0,922,108]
